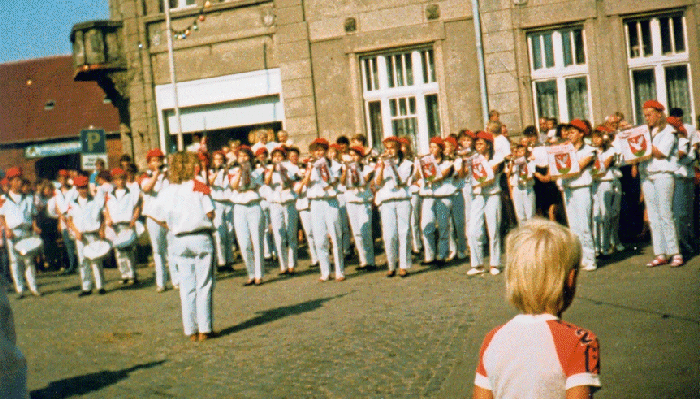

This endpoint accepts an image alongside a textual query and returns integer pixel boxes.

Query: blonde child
[473,219,601,399]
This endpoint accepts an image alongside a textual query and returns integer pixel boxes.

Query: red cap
[329,143,343,150]
[254,147,268,157]
[398,137,410,145]
[349,146,365,157]
[74,175,89,188]
[569,119,589,135]
[271,146,287,156]
[5,167,22,179]
[0,178,7,186]
[430,137,445,149]
[476,131,494,142]
[238,145,253,157]
[146,148,165,159]
[445,136,458,147]
[643,100,665,112]
[111,168,126,177]
[667,117,687,136]
[58,169,70,177]
[197,152,210,163]
[310,138,329,150]
[594,125,613,133]
[383,136,400,145]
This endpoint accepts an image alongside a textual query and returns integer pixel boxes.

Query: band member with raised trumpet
[0,167,41,297]
[399,137,422,255]
[466,131,504,276]
[375,137,413,276]
[444,136,468,261]
[329,143,352,259]
[154,151,216,342]
[209,151,235,271]
[457,130,476,247]
[265,147,300,275]
[231,146,266,285]
[639,100,682,268]
[105,168,141,286]
[67,175,107,296]
[559,119,597,271]
[254,146,275,261]
[341,146,376,272]
[301,138,345,282]
[506,143,536,224]
[294,156,319,268]
[590,126,617,256]
[140,148,176,291]
[416,137,454,266]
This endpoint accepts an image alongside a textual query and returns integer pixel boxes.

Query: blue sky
[1,0,109,63]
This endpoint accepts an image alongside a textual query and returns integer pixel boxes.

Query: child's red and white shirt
[475,313,600,398]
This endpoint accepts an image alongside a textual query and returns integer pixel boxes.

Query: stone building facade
[72,0,700,165]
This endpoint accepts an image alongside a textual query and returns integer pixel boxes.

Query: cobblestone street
[10,243,700,398]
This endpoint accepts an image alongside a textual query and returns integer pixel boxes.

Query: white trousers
[298,209,318,264]
[172,233,213,336]
[642,173,679,257]
[410,194,422,252]
[233,202,265,280]
[449,192,468,254]
[338,195,352,255]
[592,181,614,253]
[512,185,535,224]
[379,199,412,270]
[346,201,375,267]
[462,187,473,248]
[6,229,37,293]
[261,201,274,258]
[212,201,234,266]
[468,194,501,267]
[147,217,169,288]
[421,196,451,261]
[166,231,179,287]
[76,232,105,291]
[269,202,299,271]
[563,185,596,267]
[113,224,136,279]
[310,198,344,279]
[673,177,695,255]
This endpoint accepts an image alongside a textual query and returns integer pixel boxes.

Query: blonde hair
[487,120,502,135]
[168,152,198,184]
[505,218,581,315]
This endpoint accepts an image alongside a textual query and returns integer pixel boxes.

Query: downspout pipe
[471,0,490,126]
[164,0,184,151]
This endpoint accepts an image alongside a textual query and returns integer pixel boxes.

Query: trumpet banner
[546,143,580,178]
[616,126,652,164]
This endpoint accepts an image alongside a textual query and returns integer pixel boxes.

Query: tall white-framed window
[625,13,694,125]
[527,26,591,124]
[361,49,441,152]
[168,0,196,10]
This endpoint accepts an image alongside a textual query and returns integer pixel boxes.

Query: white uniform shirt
[106,188,140,224]
[306,158,340,199]
[472,160,502,196]
[509,159,536,189]
[493,135,512,165]
[374,158,413,204]
[68,195,104,233]
[209,169,232,202]
[157,180,214,236]
[675,124,697,178]
[561,144,595,188]
[267,162,300,204]
[0,192,35,231]
[418,159,454,197]
[595,147,618,182]
[641,124,678,176]
[230,165,264,204]
[140,172,169,218]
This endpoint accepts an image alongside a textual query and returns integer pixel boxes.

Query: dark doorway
[166,122,283,154]
[34,154,81,180]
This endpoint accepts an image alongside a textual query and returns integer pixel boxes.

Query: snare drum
[14,237,43,257]
[83,240,111,261]
[112,229,137,249]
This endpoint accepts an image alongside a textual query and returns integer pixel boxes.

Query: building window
[168,0,195,10]
[361,48,441,152]
[527,26,591,123]
[626,13,693,124]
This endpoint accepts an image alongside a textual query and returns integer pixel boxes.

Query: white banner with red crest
[418,155,440,182]
[616,126,652,164]
[547,143,580,178]
[470,154,495,187]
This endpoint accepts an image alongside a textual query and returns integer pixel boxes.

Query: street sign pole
[164,0,184,152]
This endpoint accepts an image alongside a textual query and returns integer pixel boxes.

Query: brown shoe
[288,268,295,275]
[189,334,198,342]
[335,276,346,282]
[244,279,255,286]
[254,278,263,286]
[198,332,217,341]
[398,269,407,277]
[386,270,396,278]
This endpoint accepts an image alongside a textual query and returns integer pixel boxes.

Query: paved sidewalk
[8,243,700,398]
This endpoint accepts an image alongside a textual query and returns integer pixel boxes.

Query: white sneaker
[467,267,485,276]
[446,251,457,261]
[583,263,597,271]
[489,267,501,275]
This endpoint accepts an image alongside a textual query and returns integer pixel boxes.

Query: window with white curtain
[527,27,591,123]
[168,0,196,10]
[361,49,441,152]
[626,13,694,124]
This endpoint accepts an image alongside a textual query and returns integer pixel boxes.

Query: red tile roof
[0,55,120,145]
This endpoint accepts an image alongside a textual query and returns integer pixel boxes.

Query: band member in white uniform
[105,168,141,285]
[209,151,235,270]
[66,175,107,296]
[155,151,216,342]
[375,137,413,276]
[301,138,345,282]
[230,146,266,285]
[0,167,41,297]
[668,113,696,258]
[265,147,300,275]
[294,157,319,267]
[399,137,423,255]
[54,169,78,274]
[342,146,376,271]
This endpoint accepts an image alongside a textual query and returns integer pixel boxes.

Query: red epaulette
[193,179,211,195]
